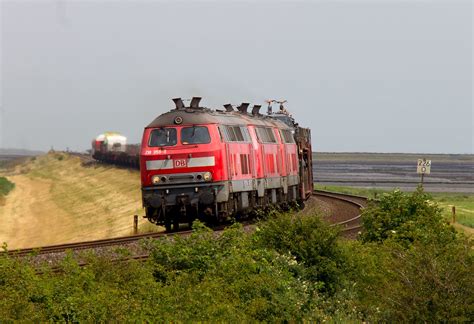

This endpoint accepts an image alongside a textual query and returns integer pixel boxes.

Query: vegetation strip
[0,189,471,322]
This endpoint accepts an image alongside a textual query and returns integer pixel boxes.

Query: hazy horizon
[1,0,472,154]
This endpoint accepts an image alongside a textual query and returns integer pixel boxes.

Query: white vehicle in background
[91,132,140,169]
[92,132,127,155]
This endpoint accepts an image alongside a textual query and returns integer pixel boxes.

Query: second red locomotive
[140,97,312,231]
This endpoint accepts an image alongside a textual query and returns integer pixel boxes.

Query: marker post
[417,158,431,188]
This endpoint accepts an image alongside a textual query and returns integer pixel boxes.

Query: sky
[0,0,472,154]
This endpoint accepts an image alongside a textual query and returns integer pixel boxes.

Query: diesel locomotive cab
[140,98,226,231]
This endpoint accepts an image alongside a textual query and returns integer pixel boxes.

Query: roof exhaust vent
[251,105,262,116]
[172,98,185,110]
[190,97,202,108]
[237,103,250,113]
[223,104,234,112]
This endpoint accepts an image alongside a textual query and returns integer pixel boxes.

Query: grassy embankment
[0,152,156,249]
[316,184,474,229]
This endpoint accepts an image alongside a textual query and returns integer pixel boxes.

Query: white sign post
[417,158,431,186]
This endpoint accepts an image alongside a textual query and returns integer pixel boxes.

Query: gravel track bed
[18,239,155,268]
[313,195,362,224]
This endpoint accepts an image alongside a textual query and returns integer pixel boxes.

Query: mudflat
[313,152,473,193]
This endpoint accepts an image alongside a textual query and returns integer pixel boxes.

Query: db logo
[174,159,187,168]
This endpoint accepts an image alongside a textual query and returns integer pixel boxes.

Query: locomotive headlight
[203,172,212,182]
[152,175,161,185]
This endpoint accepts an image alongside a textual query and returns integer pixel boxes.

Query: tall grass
[432,193,474,228]
[314,184,386,198]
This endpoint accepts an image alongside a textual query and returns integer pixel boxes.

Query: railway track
[5,190,367,260]
[312,190,367,238]
[6,230,192,258]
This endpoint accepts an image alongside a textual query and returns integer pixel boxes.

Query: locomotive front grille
[158,172,210,185]
[169,174,195,183]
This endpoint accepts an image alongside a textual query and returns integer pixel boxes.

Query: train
[92,97,313,231]
[91,132,140,169]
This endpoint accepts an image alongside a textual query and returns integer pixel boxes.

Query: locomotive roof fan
[172,97,202,110]
[223,104,234,112]
[172,98,185,110]
[237,103,250,113]
[251,105,262,116]
[190,97,202,109]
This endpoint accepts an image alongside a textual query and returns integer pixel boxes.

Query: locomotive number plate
[174,159,187,168]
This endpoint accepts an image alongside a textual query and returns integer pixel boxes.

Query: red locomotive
[140,97,313,231]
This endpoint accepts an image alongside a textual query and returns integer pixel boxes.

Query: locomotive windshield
[181,126,211,145]
[149,128,177,147]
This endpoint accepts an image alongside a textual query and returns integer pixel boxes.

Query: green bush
[0,252,160,321]
[381,238,474,322]
[0,177,14,196]
[360,187,456,246]
[147,221,312,321]
[345,237,474,322]
[349,187,474,321]
[254,212,347,294]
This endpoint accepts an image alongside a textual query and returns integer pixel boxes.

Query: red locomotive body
[140,97,312,231]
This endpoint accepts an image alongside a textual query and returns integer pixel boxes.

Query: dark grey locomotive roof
[147,107,292,130]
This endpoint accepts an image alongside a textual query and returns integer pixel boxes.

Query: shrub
[347,237,474,322]
[0,255,47,321]
[382,238,474,322]
[147,221,312,321]
[360,187,456,246]
[254,212,347,294]
[351,187,474,322]
[0,177,14,196]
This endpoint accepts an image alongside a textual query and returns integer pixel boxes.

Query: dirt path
[453,223,474,237]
